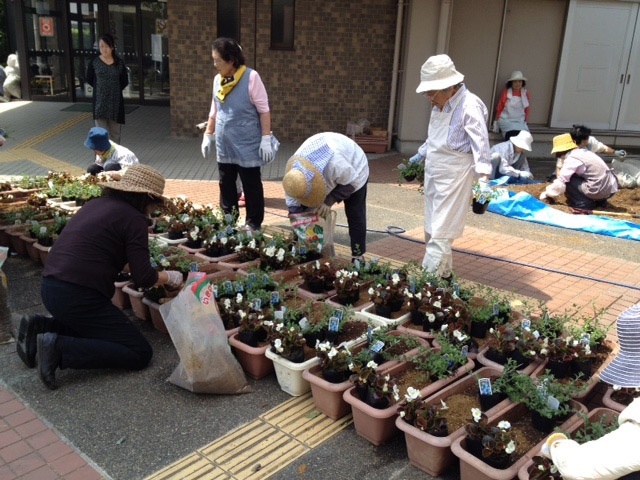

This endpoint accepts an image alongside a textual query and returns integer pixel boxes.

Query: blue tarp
[490,175,541,186]
[487,190,640,241]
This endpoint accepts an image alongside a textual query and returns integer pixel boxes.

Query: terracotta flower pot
[602,386,631,413]
[302,364,353,420]
[194,251,238,264]
[218,256,260,271]
[21,235,40,264]
[142,297,168,334]
[178,243,205,255]
[33,242,50,265]
[476,345,540,375]
[112,280,131,310]
[343,358,475,446]
[451,399,586,480]
[396,318,436,341]
[122,284,151,321]
[396,367,511,476]
[8,227,28,257]
[229,333,274,380]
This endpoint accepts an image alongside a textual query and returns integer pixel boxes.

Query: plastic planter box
[361,303,410,327]
[265,348,320,396]
[229,333,274,380]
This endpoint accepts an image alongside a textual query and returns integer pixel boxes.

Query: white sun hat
[416,54,465,94]
[509,131,533,151]
[508,70,527,82]
[599,303,640,388]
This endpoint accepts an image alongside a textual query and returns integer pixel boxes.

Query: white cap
[510,130,533,151]
[416,55,465,94]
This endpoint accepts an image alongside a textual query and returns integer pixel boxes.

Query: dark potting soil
[384,338,417,358]
[510,413,549,460]
[611,390,640,407]
[334,287,372,308]
[442,386,481,434]
[404,322,436,335]
[303,345,317,361]
[336,321,368,344]
[395,365,431,401]
[554,342,613,387]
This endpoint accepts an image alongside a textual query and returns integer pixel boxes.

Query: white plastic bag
[159,273,250,394]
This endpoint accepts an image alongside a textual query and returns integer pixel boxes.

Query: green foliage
[571,412,619,444]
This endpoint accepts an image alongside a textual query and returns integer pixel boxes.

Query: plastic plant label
[247,230,253,238]
[253,298,262,311]
[367,325,373,343]
[581,333,591,346]
[328,317,340,332]
[299,245,307,255]
[299,317,310,331]
[248,273,256,284]
[493,303,499,316]
[39,226,47,234]
[291,246,296,257]
[48,180,54,189]
[212,285,218,298]
[226,226,234,235]
[354,259,360,270]
[182,214,190,222]
[224,214,233,223]
[262,274,269,285]
[236,233,245,243]
[547,395,560,410]
[537,384,548,400]
[532,330,540,339]
[234,281,244,292]
[461,345,469,357]
[223,280,233,292]
[190,262,199,272]
[478,378,493,396]
[453,283,460,296]
[436,287,445,293]
[14,220,21,225]
[274,309,284,320]
[334,309,343,321]
[158,254,167,264]
[150,257,158,269]
[370,340,385,353]
[410,282,416,294]
[522,319,531,330]
[270,291,280,305]
[30,220,39,225]
[371,257,378,265]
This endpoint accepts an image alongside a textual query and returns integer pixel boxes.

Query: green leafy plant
[465,410,517,464]
[398,388,449,435]
[571,412,619,444]
[316,342,352,372]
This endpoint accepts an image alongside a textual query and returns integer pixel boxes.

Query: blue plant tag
[234,281,244,292]
[334,309,343,321]
[224,214,233,223]
[263,274,269,285]
[547,395,560,410]
[581,333,590,346]
[150,257,158,268]
[223,280,233,292]
[461,345,468,357]
[212,285,218,298]
[299,317,310,331]
[158,254,167,264]
[453,283,460,296]
[270,291,280,305]
[248,273,256,285]
[522,319,531,330]
[354,259,361,270]
[328,317,340,332]
[190,262,199,272]
[370,340,385,353]
[493,303,499,316]
[371,257,378,265]
[299,245,307,255]
[410,282,416,294]
[291,246,296,256]
[253,298,262,311]
[247,230,253,238]
[367,325,373,343]
[478,378,492,396]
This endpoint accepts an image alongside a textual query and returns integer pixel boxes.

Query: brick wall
[168,0,397,143]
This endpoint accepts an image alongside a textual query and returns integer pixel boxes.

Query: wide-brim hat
[84,127,111,151]
[510,130,533,151]
[283,156,326,208]
[99,164,167,201]
[508,70,527,82]
[416,54,465,94]
[599,303,640,388]
[550,133,578,154]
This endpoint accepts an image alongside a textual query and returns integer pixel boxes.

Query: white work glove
[492,121,500,134]
[540,433,568,459]
[539,191,548,201]
[519,171,534,180]
[201,133,214,159]
[615,149,627,158]
[491,152,501,161]
[165,270,184,289]
[315,203,332,218]
[409,153,424,165]
[259,135,274,164]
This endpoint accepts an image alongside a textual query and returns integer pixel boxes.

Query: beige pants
[95,119,121,144]
[421,233,453,277]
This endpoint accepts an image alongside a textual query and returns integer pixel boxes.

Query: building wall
[168,0,398,142]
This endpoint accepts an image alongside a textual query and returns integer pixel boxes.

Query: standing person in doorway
[86,33,129,145]
[494,70,530,140]
[201,37,274,232]
[409,54,492,280]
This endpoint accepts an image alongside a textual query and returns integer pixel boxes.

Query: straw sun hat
[282,156,326,208]
[99,164,166,200]
[550,133,578,154]
[416,54,465,94]
[599,303,640,388]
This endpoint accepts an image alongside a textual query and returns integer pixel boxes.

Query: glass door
[141,1,169,100]
[107,2,139,100]
[68,2,99,100]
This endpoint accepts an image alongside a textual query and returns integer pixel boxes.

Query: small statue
[2,54,22,101]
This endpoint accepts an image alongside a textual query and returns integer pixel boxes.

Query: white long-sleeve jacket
[550,398,640,479]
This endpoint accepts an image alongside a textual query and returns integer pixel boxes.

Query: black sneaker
[36,333,62,390]
[16,315,54,368]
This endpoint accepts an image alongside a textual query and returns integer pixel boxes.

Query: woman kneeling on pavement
[16,165,183,390]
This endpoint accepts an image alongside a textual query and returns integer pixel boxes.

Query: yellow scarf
[216,65,247,103]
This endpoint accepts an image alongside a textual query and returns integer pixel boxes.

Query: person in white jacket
[489,130,534,181]
[282,132,369,258]
[542,303,640,480]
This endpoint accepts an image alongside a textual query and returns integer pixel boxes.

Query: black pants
[40,277,152,370]
[218,163,264,229]
[565,175,610,210]
[504,130,520,141]
[344,182,368,257]
[87,163,122,175]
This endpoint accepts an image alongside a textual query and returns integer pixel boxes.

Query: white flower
[223,298,232,309]
[368,287,375,296]
[274,339,283,353]
[289,326,295,332]
[399,411,406,418]
[427,313,436,323]
[238,310,246,319]
[189,230,198,240]
[528,350,536,357]
[550,465,558,474]
[236,293,243,304]
[391,273,400,284]
[160,258,170,267]
[366,360,378,369]
[613,385,622,391]
[416,292,422,300]
[249,239,257,249]
[440,399,448,410]
[234,245,242,253]
[489,328,495,334]
[317,341,331,352]
[327,347,338,359]
[440,323,448,332]
[584,345,591,355]
[263,320,274,327]
[505,440,516,454]
[315,260,320,269]
[265,246,276,257]
[471,408,482,423]
[405,387,421,402]
[276,248,285,262]
[275,323,284,332]
[540,348,548,355]
[497,420,511,431]
[384,374,391,381]
[453,330,468,342]
[348,362,355,371]
[433,301,442,309]
[455,311,460,318]
[426,290,431,297]
[392,384,400,401]
[220,236,228,245]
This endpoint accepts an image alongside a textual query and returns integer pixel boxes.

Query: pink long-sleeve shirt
[208,70,270,120]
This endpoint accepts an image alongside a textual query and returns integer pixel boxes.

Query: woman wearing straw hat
[540,133,618,210]
[494,70,530,140]
[489,130,534,181]
[15,165,183,390]
[409,54,492,279]
[282,132,369,258]
[540,303,640,479]
[200,37,274,232]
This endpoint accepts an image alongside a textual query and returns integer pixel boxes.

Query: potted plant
[369,274,406,318]
[471,181,499,214]
[298,260,336,294]
[229,314,274,380]
[397,157,425,184]
[333,269,360,305]
[478,324,540,374]
[233,233,264,262]
[202,232,238,260]
[603,385,640,412]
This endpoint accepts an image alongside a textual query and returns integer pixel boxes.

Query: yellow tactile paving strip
[145,394,353,480]
[0,112,90,175]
